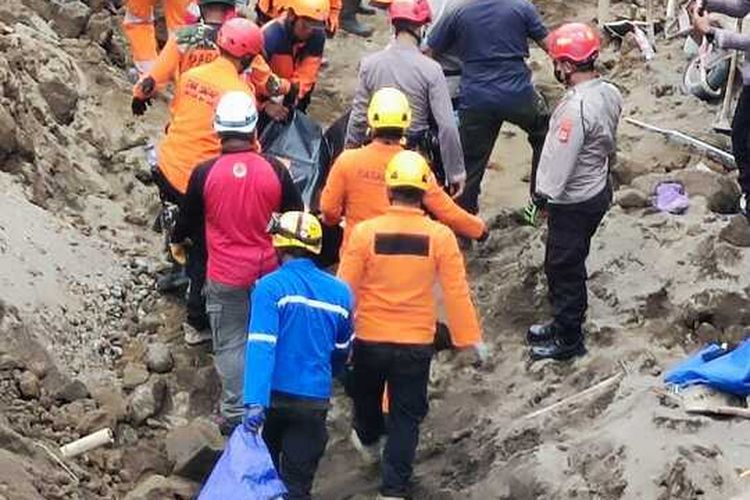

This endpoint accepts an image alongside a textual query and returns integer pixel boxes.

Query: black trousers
[457,91,550,214]
[154,167,208,330]
[352,340,433,498]
[545,187,610,337]
[263,406,329,500]
[731,85,750,195]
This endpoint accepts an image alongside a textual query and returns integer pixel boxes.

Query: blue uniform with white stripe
[243,258,354,408]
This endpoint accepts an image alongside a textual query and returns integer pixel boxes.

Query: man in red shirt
[171,91,303,432]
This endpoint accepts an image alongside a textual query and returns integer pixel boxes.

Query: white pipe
[59,428,114,458]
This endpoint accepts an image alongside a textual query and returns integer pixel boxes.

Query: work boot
[183,322,212,346]
[529,335,586,361]
[341,0,373,37]
[349,430,382,466]
[527,320,559,344]
[155,266,189,295]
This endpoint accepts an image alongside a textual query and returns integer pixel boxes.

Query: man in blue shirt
[242,211,354,500]
[426,0,550,219]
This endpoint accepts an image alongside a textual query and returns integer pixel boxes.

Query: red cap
[548,23,601,64]
[388,0,432,25]
[217,18,264,58]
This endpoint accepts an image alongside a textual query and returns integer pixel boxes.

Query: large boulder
[165,419,224,482]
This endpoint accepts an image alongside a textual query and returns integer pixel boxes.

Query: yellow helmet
[367,87,412,131]
[385,150,430,191]
[268,211,323,255]
[287,0,329,23]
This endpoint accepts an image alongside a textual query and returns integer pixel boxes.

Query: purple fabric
[654,182,690,214]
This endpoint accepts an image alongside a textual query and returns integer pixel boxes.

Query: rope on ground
[522,372,625,420]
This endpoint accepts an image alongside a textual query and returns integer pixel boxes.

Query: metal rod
[625,117,736,170]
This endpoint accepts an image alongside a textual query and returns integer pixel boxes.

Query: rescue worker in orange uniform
[255,0,342,37]
[337,150,487,500]
[123,0,192,74]
[259,0,328,124]
[320,87,486,253]
[156,17,264,342]
[131,0,284,117]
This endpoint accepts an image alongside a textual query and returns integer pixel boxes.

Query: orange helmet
[287,0,329,23]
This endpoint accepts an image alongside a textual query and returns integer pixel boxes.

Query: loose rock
[719,216,750,248]
[146,343,173,374]
[122,363,149,390]
[17,370,40,399]
[123,474,198,500]
[615,188,649,209]
[50,0,91,38]
[165,419,223,482]
[54,379,89,403]
[127,378,166,425]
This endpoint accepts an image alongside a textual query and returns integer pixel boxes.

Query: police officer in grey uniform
[527,23,623,361]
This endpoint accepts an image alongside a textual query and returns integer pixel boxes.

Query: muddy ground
[0,0,749,498]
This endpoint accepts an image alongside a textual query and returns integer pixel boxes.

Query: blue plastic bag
[665,338,750,396]
[198,426,287,500]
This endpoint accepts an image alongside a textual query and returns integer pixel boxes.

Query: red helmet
[388,0,432,25]
[216,18,264,59]
[548,23,601,64]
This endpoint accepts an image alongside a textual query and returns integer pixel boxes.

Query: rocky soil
[0,0,749,499]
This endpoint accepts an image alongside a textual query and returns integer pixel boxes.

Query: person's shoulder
[255,268,287,295]
[314,269,354,300]
[418,52,444,74]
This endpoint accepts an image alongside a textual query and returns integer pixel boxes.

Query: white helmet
[214,91,258,135]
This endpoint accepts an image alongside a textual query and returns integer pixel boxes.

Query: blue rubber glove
[243,404,265,433]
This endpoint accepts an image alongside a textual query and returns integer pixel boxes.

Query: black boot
[341,0,373,37]
[530,334,586,361]
[527,320,558,344]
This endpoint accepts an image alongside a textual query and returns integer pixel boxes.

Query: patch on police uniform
[557,117,573,143]
[232,162,247,178]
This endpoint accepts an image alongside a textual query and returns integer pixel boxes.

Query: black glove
[283,82,300,109]
[531,193,548,209]
[131,96,152,116]
[139,76,156,97]
[477,229,490,243]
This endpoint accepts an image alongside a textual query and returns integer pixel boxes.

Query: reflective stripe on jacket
[244,258,354,407]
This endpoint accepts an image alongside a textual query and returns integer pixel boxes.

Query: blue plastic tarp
[198,426,287,500]
[664,338,750,396]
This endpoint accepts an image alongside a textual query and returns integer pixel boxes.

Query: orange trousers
[123,0,191,73]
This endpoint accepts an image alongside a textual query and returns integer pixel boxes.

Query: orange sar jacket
[133,23,278,103]
[157,56,255,194]
[261,15,325,102]
[319,141,486,251]
[337,205,482,347]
